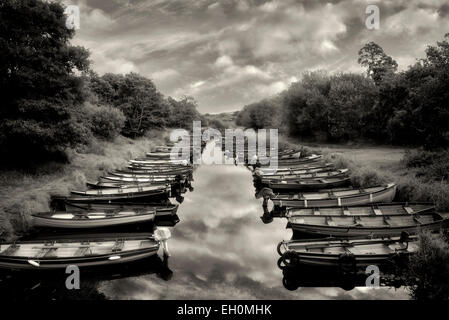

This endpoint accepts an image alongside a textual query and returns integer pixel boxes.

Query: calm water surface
[97,164,410,300]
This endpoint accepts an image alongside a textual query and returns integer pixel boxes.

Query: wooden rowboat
[277,236,418,267]
[257,164,335,175]
[101,176,177,183]
[287,211,447,237]
[87,180,171,189]
[264,177,351,191]
[118,167,192,175]
[285,203,435,217]
[0,235,160,269]
[67,185,170,201]
[32,208,156,229]
[64,202,179,217]
[108,171,189,179]
[257,184,397,208]
[129,159,189,165]
[255,169,349,181]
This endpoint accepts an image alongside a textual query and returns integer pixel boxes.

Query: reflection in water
[0,255,172,300]
[98,164,410,300]
[0,163,413,300]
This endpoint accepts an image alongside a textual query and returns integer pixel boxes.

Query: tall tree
[358,42,398,85]
[0,0,90,164]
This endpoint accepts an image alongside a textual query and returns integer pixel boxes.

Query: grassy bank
[279,137,449,211]
[0,130,168,240]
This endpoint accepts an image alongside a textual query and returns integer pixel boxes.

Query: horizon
[65,0,449,113]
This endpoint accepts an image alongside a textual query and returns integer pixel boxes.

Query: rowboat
[254,169,349,181]
[64,202,179,217]
[277,236,418,267]
[32,208,156,229]
[285,203,435,217]
[146,152,182,159]
[257,184,397,208]
[257,164,335,175]
[263,177,351,191]
[87,180,171,189]
[129,159,189,165]
[68,185,170,201]
[118,167,192,175]
[101,176,178,183]
[0,235,160,269]
[108,171,189,179]
[287,211,447,237]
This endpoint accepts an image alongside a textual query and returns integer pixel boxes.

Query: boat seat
[36,247,58,258]
[313,208,320,216]
[404,207,414,214]
[112,239,125,252]
[75,246,91,256]
[1,244,20,256]
[326,217,336,226]
[373,206,383,216]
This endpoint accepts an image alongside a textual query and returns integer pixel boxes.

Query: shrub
[83,104,126,140]
[403,149,449,181]
[406,231,449,300]
[349,166,388,188]
[395,176,449,211]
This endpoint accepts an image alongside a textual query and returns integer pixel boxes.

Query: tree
[358,42,398,85]
[89,73,170,137]
[0,0,90,164]
[166,96,201,129]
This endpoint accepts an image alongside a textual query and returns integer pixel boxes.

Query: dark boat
[277,235,418,267]
[254,169,349,182]
[32,208,156,229]
[0,235,160,270]
[263,177,351,191]
[65,185,170,202]
[257,184,397,208]
[287,212,448,237]
[63,202,179,217]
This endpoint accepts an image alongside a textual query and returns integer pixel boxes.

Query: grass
[0,131,167,240]
[406,231,449,300]
[282,137,449,210]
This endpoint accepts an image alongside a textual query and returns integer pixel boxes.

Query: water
[98,164,410,300]
[0,163,411,300]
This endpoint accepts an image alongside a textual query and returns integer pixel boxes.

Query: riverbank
[283,138,449,211]
[0,131,168,240]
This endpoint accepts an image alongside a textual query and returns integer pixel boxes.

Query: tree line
[236,35,449,149]
[0,0,203,166]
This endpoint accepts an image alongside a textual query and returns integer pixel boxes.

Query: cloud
[66,0,449,112]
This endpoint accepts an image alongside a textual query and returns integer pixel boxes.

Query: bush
[396,177,449,211]
[83,104,126,140]
[403,149,449,181]
[406,231,449,300]
[349,166,388,188]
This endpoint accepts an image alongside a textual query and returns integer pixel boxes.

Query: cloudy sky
[63,0,449,113]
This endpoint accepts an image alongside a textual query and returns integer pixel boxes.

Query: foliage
[0,0,90,165]
[166,96,202,129]
[83,103,126,140]
[403,149,449,181]
[236,34,449,149]
[236,97,283,130]
[406,231,449,300]
[358,42,398,85]
[89,73,171,137]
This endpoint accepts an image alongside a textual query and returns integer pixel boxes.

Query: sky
[62,0,449,113]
